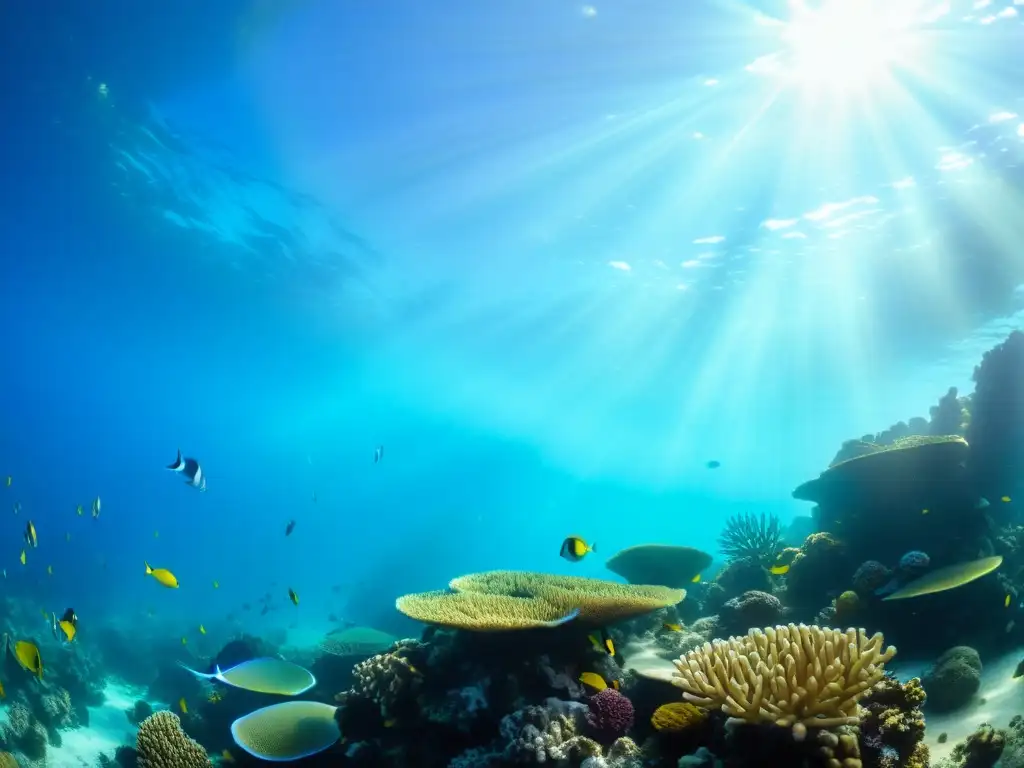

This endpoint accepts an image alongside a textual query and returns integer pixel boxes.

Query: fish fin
[590,542,597,553]
[545,607,581,627]
[177,661,217,680]
[167,449,184,471]
[144,562,152,575]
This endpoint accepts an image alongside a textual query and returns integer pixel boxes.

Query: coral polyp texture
[671,624,896,729]
[135,711,211,768]
[401,570,687,627]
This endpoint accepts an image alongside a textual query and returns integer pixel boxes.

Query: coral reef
[921,646,982,712]
[935,724,1006,768]
[135,711,210,768]
[1,702,48,762]
[586,688,634,739]
[859,674,928,768]
[716,591,782,636]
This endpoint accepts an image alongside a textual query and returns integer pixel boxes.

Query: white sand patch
[892,648,1024,764]
[45,680,144,766]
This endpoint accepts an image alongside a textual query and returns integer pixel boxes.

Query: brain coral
[136,711,210,768]
[651,702,707,733]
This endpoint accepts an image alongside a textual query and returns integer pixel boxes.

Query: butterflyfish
[288,588,299,606]
[663,623,683,632]
[53,608,77,643]
[769,548,799,576]
[13,640,42,679]
[578,672,607,691]
[883,556,1003,601]
[19,550,25,566]
[144,561,179,588]
[179,657,316,695]
[231,701,340,761]
[559,536,595,563]
[23,521,37,549]
[167,449,207,492]
[691,573,701,583]
[92,496,101,519]
[179,697,188,714]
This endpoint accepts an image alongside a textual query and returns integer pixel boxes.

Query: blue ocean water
[1,0,1024,763]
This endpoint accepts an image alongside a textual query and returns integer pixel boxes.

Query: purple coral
[586,688,634,737]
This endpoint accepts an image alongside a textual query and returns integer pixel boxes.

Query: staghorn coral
[605,545,712,589]
[650,702,707,732]
[351,646,423,718]
[586,688,634,739]
[671,624,896,731]
[717,512,782,565]
[135,711,210,768]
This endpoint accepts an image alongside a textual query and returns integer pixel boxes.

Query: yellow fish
[288,588,299,606]
[19,550,25,566]
[212,580,220,589]
[221,750,235,763]
[663,623,683,632]
[578,671,607,691]
[383,718,397,728]
[58,619,76,643]
[13,640,43,679]
[612,679,620,690]
[1002,496,1012,503]
[199,624,206,635]
[1006,594,1012,608]
[690,573,701,583]
[769,563,790,575]
[23,521,37,549]
[76,505,83,516]
[47,565,52,576]
[208,690,223,704]
[144,562,179,588]
[181,636,187,646]
[588,630,616,657]
[178,697,188,714]
[921,508,929,515]
[559,535,594,562]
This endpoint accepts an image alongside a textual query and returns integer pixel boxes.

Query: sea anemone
[717,512,782,564]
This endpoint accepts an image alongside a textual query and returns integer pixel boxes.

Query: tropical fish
[209,689,224,704]
[12,502,20,515]
[144,561,179,588]
[167,449,207,492]
[76,504,83,516]
[1006,594,1012,608]
[383,718,397,728]
[23,521,36,549]
[19,550,25,566]
[769,548,799,576]
[663,623,683,632]
[588,629,616,658]
[705,460,721,469]
[1014,658,1024,678]
[52,609,77,643]
[213,580,220,589]
[559,536,595,563]
[288,588,299,606]
[373,445,384,464]
[92,496,101,519]
[1002,496,1012,503]
[46,565,52,576]
[179,697,188,714]
[179,657,316,695]
[285,520,296,537]
[12,640,43,679]
[199,624,206,635]
[691,573,701,583]
[0,680,6,698]
[182,636,188,646]
[3,477,9,487]
[883,556,1004,601]
[579,672,607,691]
[220,750,235,763]
[231,701,340,761]
[921,508,929,515]
[154,530,159,538]
[311,491,317,503]
[976,498,991,509]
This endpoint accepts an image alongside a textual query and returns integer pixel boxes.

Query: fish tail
[544,607,581,627]
[167,450,184,471]
[591,543,597,553]
[145,562,153,576]
[177,661,216,680]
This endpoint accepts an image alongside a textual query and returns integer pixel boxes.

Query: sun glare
[780,0,926,88]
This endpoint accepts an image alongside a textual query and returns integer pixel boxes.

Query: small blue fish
[706,460,721,469]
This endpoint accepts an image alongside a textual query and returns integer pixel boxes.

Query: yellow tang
[144,562,179,588]
[179,697,188,714]
[13,640,43,679]
[578,672,607,691]
[770,564,790,575]
[199,624,206,635]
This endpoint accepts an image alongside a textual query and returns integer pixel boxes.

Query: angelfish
[167,449,207,492]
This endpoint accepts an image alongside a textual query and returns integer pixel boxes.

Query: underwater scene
[3,0,1024,766]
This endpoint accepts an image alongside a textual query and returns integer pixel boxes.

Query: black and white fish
[167,449,207,492]
[374,445,384,464]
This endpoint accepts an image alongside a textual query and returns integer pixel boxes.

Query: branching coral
[135,711,210,768]
[717,512,782,564]
[1,702,47,762]
[500,698,602,763]
[351,647,423,718]
[859,675,928,768]
[671,624,896,731]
